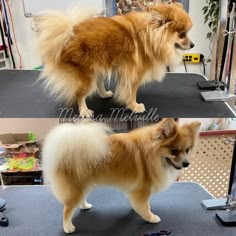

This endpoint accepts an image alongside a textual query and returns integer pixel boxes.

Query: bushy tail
[34,7,99,64]
[42,122,111,184]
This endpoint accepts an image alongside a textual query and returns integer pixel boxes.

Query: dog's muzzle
[175,42,195,50]
[182,159,190,168]
[166,158,190,170]
[166,158,182,170]
[190,42,195,48]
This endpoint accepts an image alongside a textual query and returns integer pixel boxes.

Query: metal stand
[216,202,236,226]
[201,0,234,101]
[201,91,236,101]
[201,198,228,210]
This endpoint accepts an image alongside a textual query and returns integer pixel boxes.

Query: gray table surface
[0,70,235,118]
[0,182,235,236]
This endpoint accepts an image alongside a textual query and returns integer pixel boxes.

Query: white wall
[7,0,41,69]
[8,0,212,76]
[173,0,212,78]
[8,0,104,69]
[0,118,58,140]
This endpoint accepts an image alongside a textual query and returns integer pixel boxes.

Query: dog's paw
[80,202,93,210]
[64,223,76,234]
[80,109,94,118]
[100,90,113,98]
[132,103,146,113]
[147,214,161,224]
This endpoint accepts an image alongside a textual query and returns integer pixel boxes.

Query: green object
[33,65,43,70]
[28,131,36,142]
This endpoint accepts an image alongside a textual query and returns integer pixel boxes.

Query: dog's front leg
[128,190,161,223]
[126,83,146,113]
[77,96,94,118]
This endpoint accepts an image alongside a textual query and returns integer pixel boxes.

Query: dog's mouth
[174,43,184,50]
[166,158,182,170]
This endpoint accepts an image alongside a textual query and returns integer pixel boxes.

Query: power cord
[183,60,187,72]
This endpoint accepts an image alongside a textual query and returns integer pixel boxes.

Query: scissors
[141,229,172,236]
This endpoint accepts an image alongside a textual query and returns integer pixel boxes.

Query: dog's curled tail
[34,7,99,64]
[42,122,111,184]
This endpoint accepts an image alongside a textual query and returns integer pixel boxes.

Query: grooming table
[0,70,235,118]
[0,182,235,236]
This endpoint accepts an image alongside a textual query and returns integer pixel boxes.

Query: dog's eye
[179,32,186,39]
[186,146,192,154]
[171,149,178,156]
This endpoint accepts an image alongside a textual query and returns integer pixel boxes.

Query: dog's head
[153,119,200,170]
[148,3,194,51]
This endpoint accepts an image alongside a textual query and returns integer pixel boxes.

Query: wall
[7,0,104,69]
[8,0,212,77]
[0,118,58,140]
[173,0,211,77]
[6,0,41,69]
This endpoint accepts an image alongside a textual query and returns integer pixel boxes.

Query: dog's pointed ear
[159,118,177,138]
[147,4,169,26]
[152,119,177,147]
[188,121,201,133]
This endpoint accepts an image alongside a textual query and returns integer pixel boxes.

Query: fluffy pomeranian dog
[35,3,194,118]
[43,119,200,233]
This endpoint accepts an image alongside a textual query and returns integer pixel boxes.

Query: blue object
[0,198,6,210]
[105,0,116,17]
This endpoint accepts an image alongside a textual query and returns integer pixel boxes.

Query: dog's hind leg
[63,188,89,234]
[76,75,96,118]
[63,196,79,233]
[96,79,113,99]
[79,198,93,210]
[128,189,161,224]
[63,199,78,234]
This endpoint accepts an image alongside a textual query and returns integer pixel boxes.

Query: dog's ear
[148,4,170,27]
[188,121,201,134]
[152,119,177,147]
[148,3,187,28]
[157,118,177,139]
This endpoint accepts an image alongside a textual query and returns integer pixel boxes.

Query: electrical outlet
[183,54,204,63]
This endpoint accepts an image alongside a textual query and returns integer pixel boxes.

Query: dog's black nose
[182,160,190,168]
[190,42,195,48]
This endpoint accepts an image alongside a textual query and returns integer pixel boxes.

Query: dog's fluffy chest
[151,168,180,193]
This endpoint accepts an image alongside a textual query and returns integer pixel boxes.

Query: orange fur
[36,3,193,117]
[42,119,200,233]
